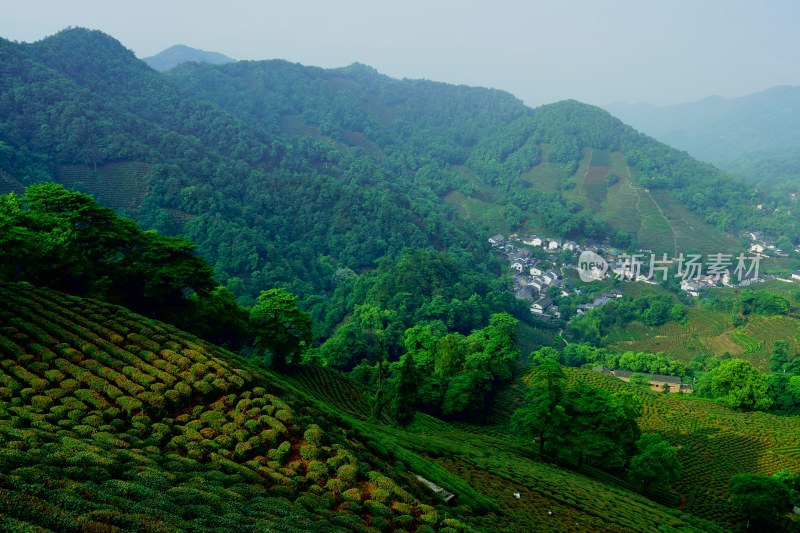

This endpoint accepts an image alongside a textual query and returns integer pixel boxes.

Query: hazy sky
[2,0,799,108]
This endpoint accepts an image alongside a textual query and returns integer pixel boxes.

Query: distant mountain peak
[143,44,235,72]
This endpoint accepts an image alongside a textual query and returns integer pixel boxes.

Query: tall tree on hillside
[628,433,682,494]
[561,381,639,470]
[729,474,791,526]
[0,185,249,343]
[711,359,773,411]
[771,341,789,373]
[359,305,393,422]
[251,288,313,368]
[511,359,568,457]
[391,352,419,428]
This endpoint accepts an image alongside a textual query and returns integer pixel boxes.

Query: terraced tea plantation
[492,367,800,531]
[0,282,471,532]
[605,307,800,371]
[0,282,744,532]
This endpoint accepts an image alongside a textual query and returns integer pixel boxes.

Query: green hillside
[0,282,740,532]
[605,86,800,195]
[3,27,799,319]
[600,283,800,372]
[492,367,800,531]
[2,28,800,531]
[0,282,474,532]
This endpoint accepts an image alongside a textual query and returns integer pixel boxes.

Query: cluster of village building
[489,233,623,321]
[489,230,792,320]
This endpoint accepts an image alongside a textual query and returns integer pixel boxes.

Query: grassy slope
[0,282,722,532]
[492,367,800,532]
[447,145,740,255]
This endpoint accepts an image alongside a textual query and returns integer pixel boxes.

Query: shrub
[200,410,227,431]
[261,429,279,447]
[215,434,234,449]
[164,389,181,405]
[337,464,358,485]
[30,395,54,411]
[275,409,292,423]
[82,414,103,427]
[341,488,362,503]
[391,502,412,515]
[174,381,192,398]
[394,515,415,528]
[306,460,328,485]
[117,396,143,417]
[193,380,213,398]
[235,442,253,461]
[369,488,391,504]
[267,440,291,464]
[364,499,392,519]
[325,478,347,494]
[303,424,324,446]
[300,444,319,461]
[60,379,79,393]
[327,449,355,470]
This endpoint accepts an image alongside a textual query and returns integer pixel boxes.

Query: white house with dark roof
[531,297,553,314]
[510,261,526,273]
[489,234,505,246]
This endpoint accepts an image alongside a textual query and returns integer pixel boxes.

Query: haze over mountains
[142,44,235,72]
[606,86,800,193]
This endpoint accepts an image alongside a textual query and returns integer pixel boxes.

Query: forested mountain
[2,28,799,335]
[142,44,235,72]
[2,27,800,532]
[605,86,800,194]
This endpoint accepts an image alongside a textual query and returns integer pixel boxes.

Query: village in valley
[489,230,794,323]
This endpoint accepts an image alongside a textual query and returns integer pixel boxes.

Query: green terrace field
[521,145,564,194]
[289,372,727,533]
[491,367,800,532]
[571,151,678,254]
[648,190,741,255]
[443,145,742,255]
[0,169,26,197]
[0,282,477,532]
[0,282,737,532]
[578,149,612,207]
[598,157,642,236]
[605,307,800,371]
[56,161,151,212]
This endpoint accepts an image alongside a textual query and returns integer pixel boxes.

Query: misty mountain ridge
[605,86,800,192]
[143,43,235,71]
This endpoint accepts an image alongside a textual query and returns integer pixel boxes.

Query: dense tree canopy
[711,359,773,411]
[729,473,792,523]
[0,184,250,343]
[628,433,682,494]
[251,288,314,367]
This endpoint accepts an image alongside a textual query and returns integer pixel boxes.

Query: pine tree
[392,352,419,428]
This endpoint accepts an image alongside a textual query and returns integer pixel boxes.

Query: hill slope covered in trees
[3,27,800,324]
